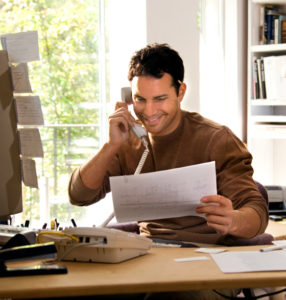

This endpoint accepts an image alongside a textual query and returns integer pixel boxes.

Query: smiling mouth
[144,115,162,125]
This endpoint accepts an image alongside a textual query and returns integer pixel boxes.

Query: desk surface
[1,245,286,299]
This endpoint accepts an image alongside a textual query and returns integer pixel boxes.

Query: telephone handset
[121,87,147,139]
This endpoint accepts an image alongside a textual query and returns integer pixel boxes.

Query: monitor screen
[0,50,22,222]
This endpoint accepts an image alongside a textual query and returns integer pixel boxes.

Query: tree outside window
[0,0,110,227]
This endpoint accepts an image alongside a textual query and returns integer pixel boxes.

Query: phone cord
[100,137,149,227]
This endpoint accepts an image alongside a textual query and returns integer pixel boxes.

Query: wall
[108,0,200,112]
[146,0,200,112]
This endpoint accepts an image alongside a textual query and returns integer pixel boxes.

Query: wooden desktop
[1,243,286,299]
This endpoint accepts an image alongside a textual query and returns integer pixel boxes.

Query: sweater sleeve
[210,126,269,235]
[68,154,122,206]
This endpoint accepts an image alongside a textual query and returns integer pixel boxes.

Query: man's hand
[196,195,261,238]
[108,102,135,148]
[196,195,235,235]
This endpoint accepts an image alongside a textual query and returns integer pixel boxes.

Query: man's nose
[143,101,156,116]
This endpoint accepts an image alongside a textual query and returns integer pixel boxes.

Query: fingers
[115,101,128,110]
[108,104,135,146]
[196,195,234,235]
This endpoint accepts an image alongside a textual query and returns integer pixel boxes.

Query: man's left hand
[196,195,236,235]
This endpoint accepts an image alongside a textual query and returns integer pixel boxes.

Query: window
[199,0,247,140]
[0,0,111,228]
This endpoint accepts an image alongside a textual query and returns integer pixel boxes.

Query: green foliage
[0,0,109,226]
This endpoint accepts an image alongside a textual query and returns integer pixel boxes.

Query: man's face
[131,73,185,136]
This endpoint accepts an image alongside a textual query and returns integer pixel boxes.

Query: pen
[260,244,286,252]
[71,218,77,227]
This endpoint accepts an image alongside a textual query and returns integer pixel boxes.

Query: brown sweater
[69,111,268,245]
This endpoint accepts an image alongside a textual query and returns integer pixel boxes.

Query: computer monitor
[0,50,22,222]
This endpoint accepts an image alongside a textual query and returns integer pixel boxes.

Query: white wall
[146,0,200,112]
[109,0,200,112]
[108,0,147,103]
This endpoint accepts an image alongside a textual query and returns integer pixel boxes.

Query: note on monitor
[1,31,40,63]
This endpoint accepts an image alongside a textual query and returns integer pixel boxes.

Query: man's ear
[178,82,187,102]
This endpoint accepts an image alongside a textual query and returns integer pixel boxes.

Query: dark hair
[128,43,184,94]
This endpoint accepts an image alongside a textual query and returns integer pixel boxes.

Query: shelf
[250,115,286,123]
[252,0,286,4]
[251,44,286,53]
[251,99,286,105]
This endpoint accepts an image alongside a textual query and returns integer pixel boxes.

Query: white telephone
[38,226,152,263]
[121,86,147,139]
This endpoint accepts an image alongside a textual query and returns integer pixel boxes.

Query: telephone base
[38,227,152,263]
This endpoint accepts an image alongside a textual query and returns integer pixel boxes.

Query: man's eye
[135,97,145,102]
[155,96,167,101]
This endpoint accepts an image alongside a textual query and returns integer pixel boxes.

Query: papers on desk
[110,161,217,222]
[211,250,286,273]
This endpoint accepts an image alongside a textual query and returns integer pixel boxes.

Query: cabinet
[247,0,286,186]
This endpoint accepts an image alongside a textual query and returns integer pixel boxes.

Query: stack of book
[259,5,286,44]
[252,55,286,100]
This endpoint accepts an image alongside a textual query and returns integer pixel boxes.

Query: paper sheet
[11,63,32,93]
[14,96,44,125]
[211,250,286,273]
[110,161,217,222]
[18,128,44,157]
[1,31,40,63]
[21,158,38,188]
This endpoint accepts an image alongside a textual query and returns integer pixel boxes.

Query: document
[14,96,44,125]
[18,128,44,158]
[10,63,32,93]
[211,250,286,273]
[1,31,40,63]
[21,158,38,188]
[110,161,217,222]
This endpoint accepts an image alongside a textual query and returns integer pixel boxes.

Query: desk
[0,245,286,299]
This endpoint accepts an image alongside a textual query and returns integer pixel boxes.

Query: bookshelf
[247,0,286,187]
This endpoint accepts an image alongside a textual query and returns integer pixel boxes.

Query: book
[277,15,286,43]
[265,8,279,44]
[259,6,266,44]
[256,58,264,99]
[260,58,267,99]
[282,20,286,43]
[252,56,259,99]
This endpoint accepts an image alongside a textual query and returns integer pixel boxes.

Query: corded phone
[38,226,152,263]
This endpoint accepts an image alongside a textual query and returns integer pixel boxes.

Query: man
[69,43,268,245]
[69,43,268,299]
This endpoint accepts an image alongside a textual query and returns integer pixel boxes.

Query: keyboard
[38,226,152,263]
[0,224,33,246]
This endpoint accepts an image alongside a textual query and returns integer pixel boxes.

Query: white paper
[264,55,286,99]
[110,161,217,222]
[21,158,38,188]
[1,31,40,63]
[174,256,209,262]
[195,248,226,254]
[11,63,32,93]
[14,96,44,125]
[211,250,286,273]
[18,128,44,157]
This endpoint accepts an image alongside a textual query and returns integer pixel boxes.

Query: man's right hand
[108,102,135,148]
